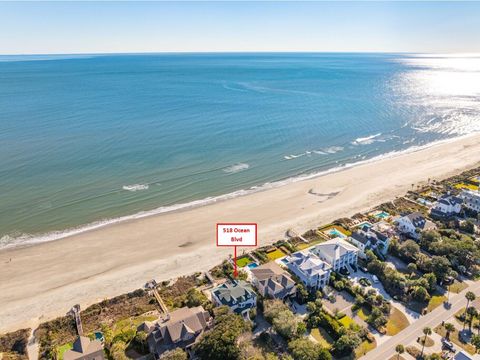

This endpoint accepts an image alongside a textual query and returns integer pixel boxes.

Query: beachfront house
[211,280,257,316]
[396,212,437,239]
[430,194,463,218]
[285,251,332,290]
[63,336,105,360]
[250,262,296,300]
[461,189,480,213]
[141,306,212,358]
[311,238,359,272]
[349,225,390,259]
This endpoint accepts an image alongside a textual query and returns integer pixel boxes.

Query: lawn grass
[435,324,476,355]
[356,307,370,321]
[310,328,334,350]
[427,295,447,313]
[385,307,410,336]
[296,242,312,250]
[417,335,435,347]
[455,183,478,191]
[56,342,73,360]
[236,256,253,267]
[449,280,468,294]
[265,248,287,261]
[354,339,377,358]
[338,315,355,328]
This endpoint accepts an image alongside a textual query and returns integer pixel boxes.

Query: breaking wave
[1,133,476,251]
[122,184,149,192]
[223,163,250,174]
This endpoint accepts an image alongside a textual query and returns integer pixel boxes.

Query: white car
[372,275,379,283]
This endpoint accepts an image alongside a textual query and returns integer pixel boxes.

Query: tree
[407,263,417,277]
[160,348,188,360]
[288,338,331,360]
[421,327,432,358]
[335,331,361,353]
[472,334,480,353]
[466,307,478,331]
[395,344,404,360]
[400,240,420,260]
[272,310,301,340]
[110,341,128,360]
[430,256,451,281]
[464,292,477,330]
[413,286,430,303]
[133,331,148,354]
[185,288,206,307]
[264,300,290,323]
[194,306,250,360]
[444,323,455,340]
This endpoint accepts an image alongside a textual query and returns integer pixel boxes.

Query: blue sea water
[1,53,480,247]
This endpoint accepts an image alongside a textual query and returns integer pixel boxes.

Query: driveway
[349,268,420,324]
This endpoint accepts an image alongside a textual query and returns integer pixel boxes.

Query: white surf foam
[223,163,250,174]
[351,133,382,145]
[2,133,477,250]
[122,184,149,192]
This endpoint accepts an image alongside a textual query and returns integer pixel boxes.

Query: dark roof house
[250,262,296,299]
[144,306,212,358]
[63,336,104,360]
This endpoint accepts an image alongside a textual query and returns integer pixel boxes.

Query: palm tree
[467,307,478,331]
[464,292,476,330]
[395,344,405,360]
[420,327,432,357]
[444,323,455,340]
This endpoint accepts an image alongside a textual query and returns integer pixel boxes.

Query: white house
[349,226,390,259]
[211,280,257,316]
[285,251,332,290]
[461,189,480,212]
[311,238,359,271]
[396,212,437,239]
[250,262,296,300]
[430,194,463,217]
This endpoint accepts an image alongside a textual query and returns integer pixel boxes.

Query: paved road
[361,281,480,360]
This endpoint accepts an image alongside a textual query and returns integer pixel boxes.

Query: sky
[1,1,480,55]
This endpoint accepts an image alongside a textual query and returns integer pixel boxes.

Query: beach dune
[1,135,480,333]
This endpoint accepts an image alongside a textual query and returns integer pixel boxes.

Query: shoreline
[1,133,477,251]
[1,133,480,333]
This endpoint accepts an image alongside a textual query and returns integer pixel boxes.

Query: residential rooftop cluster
[2,168,480,360]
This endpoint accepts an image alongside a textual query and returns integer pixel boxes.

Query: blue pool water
[374,211,390,219]
[1,53,480,247]
[247,263,259,269]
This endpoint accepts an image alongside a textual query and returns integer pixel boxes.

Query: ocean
[1,53,480,248]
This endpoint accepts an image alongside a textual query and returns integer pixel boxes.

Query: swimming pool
[374,211,390,219]
[357,221,373,229]
[327,228,347,238]
[247,262,259,269]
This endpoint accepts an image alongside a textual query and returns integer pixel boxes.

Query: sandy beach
[1,134,480,333]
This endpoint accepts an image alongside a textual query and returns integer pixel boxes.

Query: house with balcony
[430,194,463,218]
[396,212,437,239]
[141,306,212,358]
[284,251,332,290]
[211,280,257,316]
[311,238,359,272]
[250,262,296,300]
[349,225,390,259]
[461,189,480,213]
